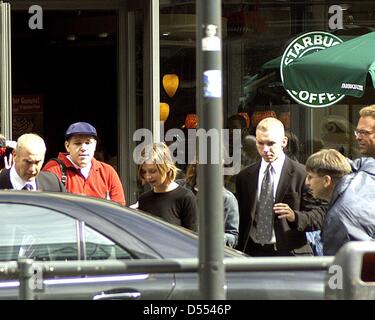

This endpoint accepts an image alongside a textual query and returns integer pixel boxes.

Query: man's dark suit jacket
[236,156,326,256]
[0,169,66,192]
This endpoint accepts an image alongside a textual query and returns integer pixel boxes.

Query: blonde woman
[137,142,198,232]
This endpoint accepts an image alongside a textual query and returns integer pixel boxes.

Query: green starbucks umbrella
[282,31,375,98]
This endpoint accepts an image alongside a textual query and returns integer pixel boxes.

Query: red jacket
[43,152,126,205]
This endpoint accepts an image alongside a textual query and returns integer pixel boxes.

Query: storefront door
[0,0,159,205]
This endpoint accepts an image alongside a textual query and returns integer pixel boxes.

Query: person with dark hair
[43,122,126,205]
[225,114,254,195]
[228,114,247,131]
[284,129,300,162]
[176,162,239,247]
[241,134,260,167]
[0,133,65,192]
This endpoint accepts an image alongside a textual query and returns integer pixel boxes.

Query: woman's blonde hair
[137,142,179,183]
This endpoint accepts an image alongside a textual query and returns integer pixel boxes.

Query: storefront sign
[12,95,43,139]
[280,31,344,108]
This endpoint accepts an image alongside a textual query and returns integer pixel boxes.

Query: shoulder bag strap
[50,158,67,186]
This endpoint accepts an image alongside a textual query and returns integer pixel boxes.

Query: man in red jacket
[43,122,126,205]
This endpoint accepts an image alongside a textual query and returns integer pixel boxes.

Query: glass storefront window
[160,0,375,187]
[160,3,196,133]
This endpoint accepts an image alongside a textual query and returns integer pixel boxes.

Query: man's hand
[273,203,295,222]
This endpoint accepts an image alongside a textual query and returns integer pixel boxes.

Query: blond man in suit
[236,118,326,256]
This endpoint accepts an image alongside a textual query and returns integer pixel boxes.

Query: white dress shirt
[257,152,286,200]
[9,165,37,190]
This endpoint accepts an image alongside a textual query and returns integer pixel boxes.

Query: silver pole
[18,259,34,300]
[196,0,225,300]
[0,1,12,139]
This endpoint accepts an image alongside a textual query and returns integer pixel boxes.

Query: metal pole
[196,0,225,299]
[0,257,334,279]
[18,259,34,300]
[0,1,13,139]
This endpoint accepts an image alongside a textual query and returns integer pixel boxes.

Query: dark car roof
[0,191,244,258]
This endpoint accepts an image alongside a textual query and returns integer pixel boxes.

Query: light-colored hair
[138,142,179,183]
[16,133,46,154]
[305,149,352,180]
[256,117,285,136]
[359,105,375,119]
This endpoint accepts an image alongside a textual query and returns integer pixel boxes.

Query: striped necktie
[22,183,34,191]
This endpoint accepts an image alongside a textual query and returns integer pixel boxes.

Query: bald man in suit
[236,118,326,256]
[0,133,65,192]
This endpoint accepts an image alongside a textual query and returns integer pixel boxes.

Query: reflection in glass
[0,204,77,261]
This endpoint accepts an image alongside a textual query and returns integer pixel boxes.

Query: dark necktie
[22,183,34,191]
[256,163,274,245]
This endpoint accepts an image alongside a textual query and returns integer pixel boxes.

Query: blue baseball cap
[65,122,97,140]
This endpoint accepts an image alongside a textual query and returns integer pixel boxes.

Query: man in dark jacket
[305,149,375,255]
[0,133,65,192]
[236,117,326,256]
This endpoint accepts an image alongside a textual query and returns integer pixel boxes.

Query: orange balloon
[160,102,170,122]
[163,74,179,98]
[185,114,198,129]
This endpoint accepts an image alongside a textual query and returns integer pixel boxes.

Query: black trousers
[245,237,278,257]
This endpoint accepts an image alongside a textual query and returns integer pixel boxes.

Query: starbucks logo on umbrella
[280,31,344,108]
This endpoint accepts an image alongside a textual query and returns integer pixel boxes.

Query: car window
[0,203,160,262]
[84,225,132,260]
[0,204,78,261]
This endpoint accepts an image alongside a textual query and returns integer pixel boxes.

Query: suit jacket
[0,169,66,192]
[236,156,326,256]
